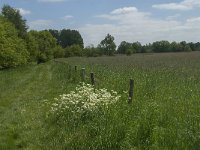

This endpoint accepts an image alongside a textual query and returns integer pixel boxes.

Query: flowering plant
[46,83,121,121]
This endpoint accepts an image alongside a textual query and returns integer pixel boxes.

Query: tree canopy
[98,34,116,56]
[48,29,84,49]
[0,16,29,68]
[1,5,28,38]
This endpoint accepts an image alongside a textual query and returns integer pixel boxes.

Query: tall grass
[0,52,200,149]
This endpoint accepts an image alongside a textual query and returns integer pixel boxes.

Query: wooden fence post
[75,66,77,72]
[90,72,95,85]
[128,79,134,104]
[81,68,85,82]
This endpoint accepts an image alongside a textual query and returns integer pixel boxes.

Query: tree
[26,31,40,62]
[170,42,183,52]
[48,29,60,44]
[0,16,29,69]
[53,45,65,58]
[152,41,171,52]
[59,29,84,48]
[132,42,142,53]
[64,45,83,57]
[98,34,116,56]
[117,41,132,54]
[1,5,28,38]
[83,45,103,57]
[27,30,57,63]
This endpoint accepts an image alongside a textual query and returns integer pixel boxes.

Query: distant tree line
[0,5,200,69]
[117,40,200,55]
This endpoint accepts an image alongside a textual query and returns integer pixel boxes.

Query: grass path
[0,62,72,149]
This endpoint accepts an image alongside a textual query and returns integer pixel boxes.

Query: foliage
[132,42,142,53]
[25,31,39,62]
[152,41,171,52]
[117,41,132,54]
[98,34,116,56]
[64,44,83,57]
[0,16,29,69]
[125,49,132,56]
[46,83,120,121]
[1,5,28,38]
[53,45,65,58]
[83,45,103,57]
[27,30,57,63]
[48,29,84,49]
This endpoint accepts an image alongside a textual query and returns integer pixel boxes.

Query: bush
[45,83,121,122]
[125,49,132,56]
[83,46,103,57]
[53,46,65,58]
[64,44,83,57]
[0,16,29,69]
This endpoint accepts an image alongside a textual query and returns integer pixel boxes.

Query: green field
[0,52,200,149]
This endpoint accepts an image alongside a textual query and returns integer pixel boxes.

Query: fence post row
[128,79,134,104]
[70,65,134,104]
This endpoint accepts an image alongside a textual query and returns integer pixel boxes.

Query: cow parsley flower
[47,83,121,119]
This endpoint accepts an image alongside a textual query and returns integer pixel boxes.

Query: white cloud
[152,0,200,11]
[62,15,73,20]
[111,7,138,15]
[29,19,52,29]
[79,6,200,46]
[17,8,31,15]
[38,0,65,2]
[166,14,181,20]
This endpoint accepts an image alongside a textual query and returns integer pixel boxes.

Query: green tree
[60,29,84,48]
[117,41,132,54]
[99,34,116,56]
[170,42,183,52]
[53,46,65,58]
[0,16,29,69]
[48,29,60,44]
[83,45,103,57]
[132,42,142,53]
[1,5,28,38]
[152,41,171,52]
[64,44,83,57]
[26,31,39,62]
[27,30,57,63]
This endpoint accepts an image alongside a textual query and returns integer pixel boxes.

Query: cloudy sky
[0,0,200,46]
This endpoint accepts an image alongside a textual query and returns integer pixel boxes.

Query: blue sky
[1,0,200,46]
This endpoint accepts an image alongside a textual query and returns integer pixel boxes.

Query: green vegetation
[1,5,28,38]
[0,16,29,69]
[0,52,199,149]
[0,5,200,149]
[98,34,117,56]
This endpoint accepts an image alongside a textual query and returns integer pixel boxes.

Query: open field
[0,52,200,149]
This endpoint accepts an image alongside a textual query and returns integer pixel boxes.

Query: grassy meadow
[0,52,200,149]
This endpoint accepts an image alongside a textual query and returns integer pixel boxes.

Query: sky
[0,0,200,46]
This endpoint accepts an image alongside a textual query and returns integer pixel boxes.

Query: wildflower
[46,83,121,118]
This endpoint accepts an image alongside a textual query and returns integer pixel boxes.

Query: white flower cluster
[49,83,121,117]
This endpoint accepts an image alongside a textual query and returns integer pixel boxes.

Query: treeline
[117,40,200,55]
[1,5,200,69]
[0,5,84,69]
